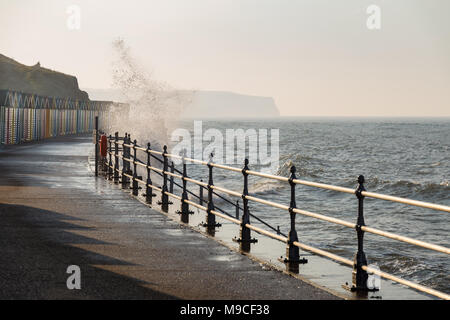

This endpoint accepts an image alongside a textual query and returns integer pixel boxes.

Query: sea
[163,117,449,294]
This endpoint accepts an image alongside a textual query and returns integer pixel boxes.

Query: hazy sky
[1,0,449,116]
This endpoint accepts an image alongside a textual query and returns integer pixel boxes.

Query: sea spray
[107,39,191,150]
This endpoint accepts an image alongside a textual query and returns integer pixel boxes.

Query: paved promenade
[0,135,339,299]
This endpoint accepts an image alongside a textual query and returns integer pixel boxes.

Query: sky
[0,0,449,117]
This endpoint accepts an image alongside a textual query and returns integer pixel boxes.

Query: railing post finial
[131,139,140,196]
[178,149,193,223]
[234,158,257,252]
[202,152,221,234]
[351,174,376,292]
[158,144,172,212]
[121,132,129,189]
[282,165,307,272]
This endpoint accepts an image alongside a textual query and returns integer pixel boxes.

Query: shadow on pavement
[0,203,178,300]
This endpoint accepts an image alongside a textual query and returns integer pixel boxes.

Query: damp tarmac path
[0,134,339,300]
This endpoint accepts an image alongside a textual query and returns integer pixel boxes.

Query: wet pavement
[0,134,339,299]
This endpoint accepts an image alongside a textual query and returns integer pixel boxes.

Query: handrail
[110,150,241,220]
[117,144,284,235]
[167,149,449,213]
[112,149,286,237]
[359,191,450,213]
[138,146,450,252]
[102,133,450,300]
[160,187,450,300]
[126,144,449,214]
[188,179,450,255]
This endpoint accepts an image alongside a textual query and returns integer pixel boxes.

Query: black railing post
[144,142,155,204]
[159,145,170,212]
[131,139,139,196]
[178,151,193,223]
[352,175,370,291]
[283,166,307,273]
[108,134,113,179]
[203,153,221,235]
[126,133,132,179]
[234,159,257,252]
[169,161,174,194]
[114,132,119,183]
[121,133,128,189]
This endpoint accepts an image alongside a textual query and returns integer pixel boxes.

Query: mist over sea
[168,117,449,293]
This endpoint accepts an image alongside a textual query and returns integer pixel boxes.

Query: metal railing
[97,130,450,300]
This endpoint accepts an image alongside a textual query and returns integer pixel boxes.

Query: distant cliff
[85,88,280,119]
[181,90,280,119]
[0,53,89,100]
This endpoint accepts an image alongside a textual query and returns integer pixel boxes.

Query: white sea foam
[106,39,191,149]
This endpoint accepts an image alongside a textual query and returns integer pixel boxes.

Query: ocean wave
[248,155,326,195]
[430,162,441,167]
[276,154,325,178]
[380,179,449,196]
[378,254,449,291]
[248,150,449,200]
[249,179,285,194]
[381,255,427,275]
[339,176,449,196]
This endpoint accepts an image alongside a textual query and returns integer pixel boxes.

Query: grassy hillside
[0,53,89,100]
